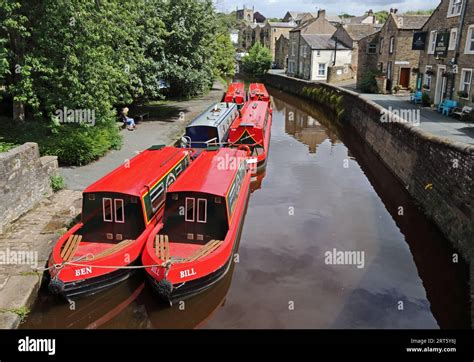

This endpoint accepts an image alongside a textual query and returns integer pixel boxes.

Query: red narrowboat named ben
[228,101,272,175]
[48,146,191,299]
[142,148,252,303]
[223,82,246,107]
[248,83,271,103]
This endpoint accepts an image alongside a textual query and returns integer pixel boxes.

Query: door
[386,62,393,91]
[184,197,208,243]
[399,68,410,88]
[435,65,447,104]
[102,197,125,242]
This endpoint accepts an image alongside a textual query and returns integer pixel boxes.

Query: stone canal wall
[0,143,59,234]
[265,73,474,263]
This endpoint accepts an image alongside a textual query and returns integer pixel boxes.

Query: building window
[459,69,472,98]
[424,66,432,90]
[316,50,321,57]
[318,63,326,76]
[428,31,437,54]
[449,28,458,50]
[379,37,384,54]
[303,45,307,58]
[291,43,296,56]
[447,0,463,17]
[368,43,377,54]
[465,25,474,54]
[389,37,395,54]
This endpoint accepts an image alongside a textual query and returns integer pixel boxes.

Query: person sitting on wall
[120,107,136,131]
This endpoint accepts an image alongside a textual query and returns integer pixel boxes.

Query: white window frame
[448,28,458,50]
[291,43,296,56]
[318,63,326,77]
[197,198,207,224]
[447,0,463,18]
[459,69,472,98]
[424,66,433,90]
[185,197,195,222]
[176,164,183,176]
[389,37,395,54]
[303,45,308,58]
[150,183,165,212]
[379,37,384,54]
[464,25,474,54]
[428,31,437,54]
[114,199,125,224]
[103,198,113,222]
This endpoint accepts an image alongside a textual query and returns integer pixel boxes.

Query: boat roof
[249,83,269,95]
[84,146,189,197]
[225,82,245,95]
[167,148,247,197]
[233,101,268,129]
[186,102,238,128]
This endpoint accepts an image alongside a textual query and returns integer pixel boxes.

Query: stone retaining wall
[0,143,58,234]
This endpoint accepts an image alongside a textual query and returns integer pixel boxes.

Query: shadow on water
[269,87,470,329]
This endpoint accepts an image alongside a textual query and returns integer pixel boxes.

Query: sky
[214,0,440,18]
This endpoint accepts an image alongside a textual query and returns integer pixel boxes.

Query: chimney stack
[318,9,326,19]
[368,9,373,16]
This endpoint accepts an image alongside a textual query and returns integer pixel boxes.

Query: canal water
[22,87,470,329]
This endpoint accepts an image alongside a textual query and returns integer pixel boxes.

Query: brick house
[275,34,290,69]
[262,22,297,61]
[418,0,474,107]
[333,23,382,74]
[287,10,337,77]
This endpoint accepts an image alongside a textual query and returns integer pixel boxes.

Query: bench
[452,106,472,121]
[437,99,459,116]
[410,91,423,105]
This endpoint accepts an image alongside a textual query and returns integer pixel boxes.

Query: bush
[242,43,272,76]
[421,92,431,107]
[358,69,382,93]
[50,174,65,192]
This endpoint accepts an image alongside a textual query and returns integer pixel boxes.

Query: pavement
[62,81,226,190]
[0,190,82,328]
[336,80,474,145]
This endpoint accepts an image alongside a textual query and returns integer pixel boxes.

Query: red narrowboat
[47,146,192,299]
[223,82,246,107]
[142,148,252,303]
[228,101,272,175]
[248,83,271,103]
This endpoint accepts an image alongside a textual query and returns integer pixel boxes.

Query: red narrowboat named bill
[248,83,271,103]
[228,101,272,175]
[142,148,252,303]
[223,82,246,107]
[48,146,192,299]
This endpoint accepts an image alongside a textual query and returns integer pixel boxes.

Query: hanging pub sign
[412,32,427,50]
[435,32,449,57]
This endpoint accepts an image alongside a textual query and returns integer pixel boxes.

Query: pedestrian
[121,107,136,131]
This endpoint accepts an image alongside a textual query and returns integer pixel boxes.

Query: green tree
[159,0,217,98]
[242,42,272,76]
[375,10,389,23]
[404,9,435,15]
[213,34,236,79]
[0,38,8,82]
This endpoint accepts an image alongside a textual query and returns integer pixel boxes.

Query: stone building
[241,23,265,50]
[346,10,378,25]
[262,22,297,61]
[333,23,382,73]
[356,32,381,89]
[293,34,352,82]
[236,6,254,23]
[283,11,344,26]
[364,9,429,92]
[418,0,474,107]
[275,34,290,69]
[287,10,337,77]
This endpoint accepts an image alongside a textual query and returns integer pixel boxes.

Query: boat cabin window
[185,197,195,222]
[197,198,207,223]
[176,164,183,176]
[186,126,219,144]
[82,193,146,243]
[150,183,165,212]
